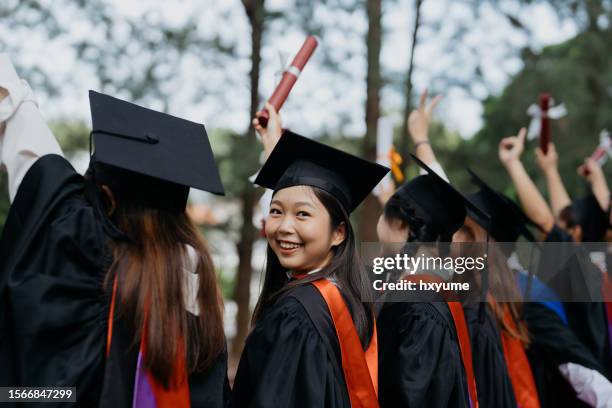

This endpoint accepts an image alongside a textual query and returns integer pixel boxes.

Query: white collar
[286,267,323,279]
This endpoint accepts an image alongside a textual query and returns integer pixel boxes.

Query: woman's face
[265,186,345,273]
[376,214,409,244]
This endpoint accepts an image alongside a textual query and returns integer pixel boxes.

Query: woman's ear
[331,222,346,247]
[100,185,117,216]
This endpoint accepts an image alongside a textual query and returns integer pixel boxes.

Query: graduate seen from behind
[374,91,483,408]
[0,55,230,407]
[232,104,388,408]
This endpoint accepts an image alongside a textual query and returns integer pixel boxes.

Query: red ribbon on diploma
[539,93,551,154]
[257,36,318,127]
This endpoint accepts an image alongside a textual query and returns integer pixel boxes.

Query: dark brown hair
[106,201,225,387]
[252,187,375,349]
[458,217,530,345]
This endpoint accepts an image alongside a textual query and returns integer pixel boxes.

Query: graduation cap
[88,91,224,212]
[466,168,536,243]
[410,155,492,319]
[572,193,610,242]
[400,155,491,239]
[394,175,465,240]
[254,130,389,213]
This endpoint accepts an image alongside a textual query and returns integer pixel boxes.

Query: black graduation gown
[540,225,612,378]
[232,284,351,408]
[524,301,604,408]
[377,297,470,408]
[463,304,516,408]
[0,154,230,407]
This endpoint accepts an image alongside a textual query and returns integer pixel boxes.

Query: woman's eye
[297,211,310,217]
[269,208,282,215]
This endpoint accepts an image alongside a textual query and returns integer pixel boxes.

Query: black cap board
[466,168,536,243]
[408,155,491,229]
[254,130,389,213]
[394,175,466,239]
[88,90,224,211]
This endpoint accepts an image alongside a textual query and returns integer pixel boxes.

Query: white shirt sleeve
[249,169,273,225]
[259,189,273,221]
[0,54,63,202]
[418,160,449,183]
[559,362,612,407]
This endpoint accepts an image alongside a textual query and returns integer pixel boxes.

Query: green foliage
[49,119,90,156]
[455,27,612,199]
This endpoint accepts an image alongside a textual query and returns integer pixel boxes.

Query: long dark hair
[252,187,375,349]
[455,218,530,345]
[89,179,225,387]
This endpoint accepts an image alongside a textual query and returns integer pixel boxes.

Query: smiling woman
[266,185,345,274]
[232,104,389,408]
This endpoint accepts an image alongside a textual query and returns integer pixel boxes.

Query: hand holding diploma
[577,157,604,183]
[535,141,558,174]
[256,36,318,127]
[253,102,283,160]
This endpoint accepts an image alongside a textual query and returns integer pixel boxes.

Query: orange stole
[309,279,380,408]
[106,275,191,407]
[401,275,479,408]
[499,306,540,408]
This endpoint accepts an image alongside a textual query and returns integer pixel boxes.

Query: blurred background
[1,0,611,372]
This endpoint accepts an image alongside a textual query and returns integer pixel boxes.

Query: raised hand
[535,142,558,173]
[499,127,527,166]
[407,88,442,143]
[577,157,604,184]
[253,102,283,160]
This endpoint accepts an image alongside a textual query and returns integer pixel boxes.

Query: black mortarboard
[88,91,224,212]
[410,156,491,320]
[403,155,491,237]
[254,130,389,213]
[394,175,466,239]
[466,168,536,243]
[572,193,609,242]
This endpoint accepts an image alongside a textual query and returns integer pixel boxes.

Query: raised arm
[535,142,572,217]
[408,89,448,181]
[578,158,610,212]
[252,102,283,220]
[499,128,555,233]
[0,54,63,202]
[253,101,283,161]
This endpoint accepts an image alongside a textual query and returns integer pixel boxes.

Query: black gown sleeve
[232,295,350,408]
[524,302,603,408]
[464,305,517,408]
[540,225,612,378]
[377,302,470,408]
[189,346,232,408]
[0,155,111,405]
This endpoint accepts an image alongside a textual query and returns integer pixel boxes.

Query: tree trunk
[399,0,423,167]
[359,0,383,243]
[232,0,265,361]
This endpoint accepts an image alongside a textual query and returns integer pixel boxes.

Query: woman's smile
[277,239,304,254]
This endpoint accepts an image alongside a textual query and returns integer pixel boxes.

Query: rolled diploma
[591,131,611,164]
[257,36,318,126]
[539,93,551,154]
